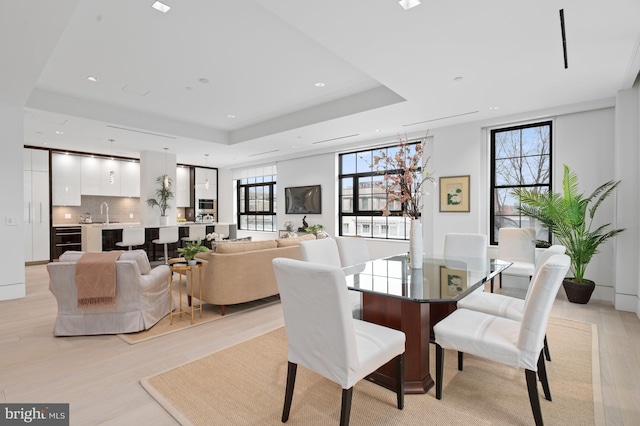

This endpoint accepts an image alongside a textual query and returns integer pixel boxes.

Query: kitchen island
[53,222,235,261]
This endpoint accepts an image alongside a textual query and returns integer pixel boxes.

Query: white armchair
[272,258,405,426]
[47,250,171,336]
[433,254,570,426]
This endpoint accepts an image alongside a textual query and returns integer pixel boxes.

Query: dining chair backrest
[498,228,536,263]
[335,236,370,267]
[443,233,487,259]
[272,258,358,386]
[524,244,567,306]
[517,253,570,369]
[299,238,342,267]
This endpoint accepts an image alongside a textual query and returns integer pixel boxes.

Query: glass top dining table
[342,253,512,394]
[343,254,512,303]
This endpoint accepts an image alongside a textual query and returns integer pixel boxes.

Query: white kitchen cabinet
[120,161,140,197]
[52,153,81,206]
[81,156,101,195]
[195,167,217,201]
[24,148,50,262]
[176,166,191,207]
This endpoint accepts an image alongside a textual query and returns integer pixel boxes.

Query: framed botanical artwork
[439,175,470,212]
[440,266,468,297]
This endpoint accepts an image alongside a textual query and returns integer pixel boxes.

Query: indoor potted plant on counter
[177,239,209,265]
[513,164,625,304]
[147,174,174,226]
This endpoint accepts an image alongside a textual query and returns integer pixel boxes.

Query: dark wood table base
[362,292,457,394]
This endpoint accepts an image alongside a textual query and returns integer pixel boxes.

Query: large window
[339,142,421,239]
[237,175,276,231]
[490,121,552,245]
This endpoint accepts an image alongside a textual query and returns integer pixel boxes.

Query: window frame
[338,141,422,240]
[490,120,553,245]
[236,177,277,232]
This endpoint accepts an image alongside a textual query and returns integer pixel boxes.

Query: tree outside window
[490,121,552,245]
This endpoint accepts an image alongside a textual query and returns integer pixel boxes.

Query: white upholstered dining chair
[497,227,536,291]
[300,238,362,318]
[456,244,566,361]
[443,233,487,260]
[272,258,405,426]
[433,253,570,426]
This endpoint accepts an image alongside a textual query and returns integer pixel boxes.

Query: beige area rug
[141,317,602,425]
[118,294,281,344]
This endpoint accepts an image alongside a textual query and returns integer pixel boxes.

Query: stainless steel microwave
[198,199,215,211]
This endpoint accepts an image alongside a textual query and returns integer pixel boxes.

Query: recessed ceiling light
[399,0,421,10]
[314,82,326,87]
[151,1,171,13]
[453,76,463,82]
[489,106,501,110]
[292,145,298,149]
[55,131,64,135]
[376,129,382,133]
[87,76,99,83]
[199,78,209,84]
[227,114,236,119]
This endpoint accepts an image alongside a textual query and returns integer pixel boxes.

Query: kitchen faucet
[100,202,109,225]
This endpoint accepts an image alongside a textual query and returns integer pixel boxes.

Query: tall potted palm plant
[147,175,174,226]
[513,164,624,304]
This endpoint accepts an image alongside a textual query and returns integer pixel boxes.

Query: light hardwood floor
[1,265,638,425]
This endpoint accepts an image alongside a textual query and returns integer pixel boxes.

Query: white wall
[227,100,634,310]
[277,153,337,236]
[615,84,640,315]
[416,106,620,301]
[140,150,176,226]
[0,101,26,300]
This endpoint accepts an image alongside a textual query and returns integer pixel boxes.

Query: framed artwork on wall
[439,175,470,212]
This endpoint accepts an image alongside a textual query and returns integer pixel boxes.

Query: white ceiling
[3,0,640,168]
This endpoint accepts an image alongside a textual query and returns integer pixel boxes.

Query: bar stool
[153,226,179,264]
[181,224,206,245]
[115,227,145,251]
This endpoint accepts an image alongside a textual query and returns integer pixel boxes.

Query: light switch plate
[5,216,18,226]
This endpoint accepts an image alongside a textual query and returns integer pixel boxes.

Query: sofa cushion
[216,239,278,254]
[119,250,152,275]
[276,233,316,247]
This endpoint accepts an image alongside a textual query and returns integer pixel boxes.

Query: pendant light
[108,139,115,184]
[163,147,169,187]
[204,154,210,190]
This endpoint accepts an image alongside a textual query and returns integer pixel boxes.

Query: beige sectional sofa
[192,234,315,315]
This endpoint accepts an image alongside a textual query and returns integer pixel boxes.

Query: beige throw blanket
[75,251,123,307]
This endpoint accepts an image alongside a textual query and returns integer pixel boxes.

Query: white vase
[409,218,423,269]
[159,215,169,226]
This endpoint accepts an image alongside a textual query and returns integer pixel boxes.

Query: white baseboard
[614,293,640,316]
[0,282,26,301]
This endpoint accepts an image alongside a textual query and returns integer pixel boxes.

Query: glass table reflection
[343,254,511,394]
